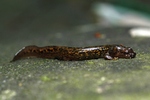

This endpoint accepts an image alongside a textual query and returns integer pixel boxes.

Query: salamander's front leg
[104,52,118,60]
[104,52,113,60]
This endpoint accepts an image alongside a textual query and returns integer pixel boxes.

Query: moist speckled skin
[11,45,136,61]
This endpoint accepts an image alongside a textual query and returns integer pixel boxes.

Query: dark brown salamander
[11,44,136,61]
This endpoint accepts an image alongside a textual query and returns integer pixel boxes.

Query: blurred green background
[1,0,150,32]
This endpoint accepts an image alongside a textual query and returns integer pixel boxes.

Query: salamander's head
[114,45,136,59]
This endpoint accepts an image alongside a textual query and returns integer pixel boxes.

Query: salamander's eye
[124,49,129,53]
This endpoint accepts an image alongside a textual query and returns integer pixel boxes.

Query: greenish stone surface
[0,27,150,100]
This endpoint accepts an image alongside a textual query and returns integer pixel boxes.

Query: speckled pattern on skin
[11,44,136,61]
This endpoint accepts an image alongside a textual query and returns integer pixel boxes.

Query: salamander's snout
[129,52,136,58]
[127,47,136,58]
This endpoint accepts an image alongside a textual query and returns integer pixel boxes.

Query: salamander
[11,44,136,61]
